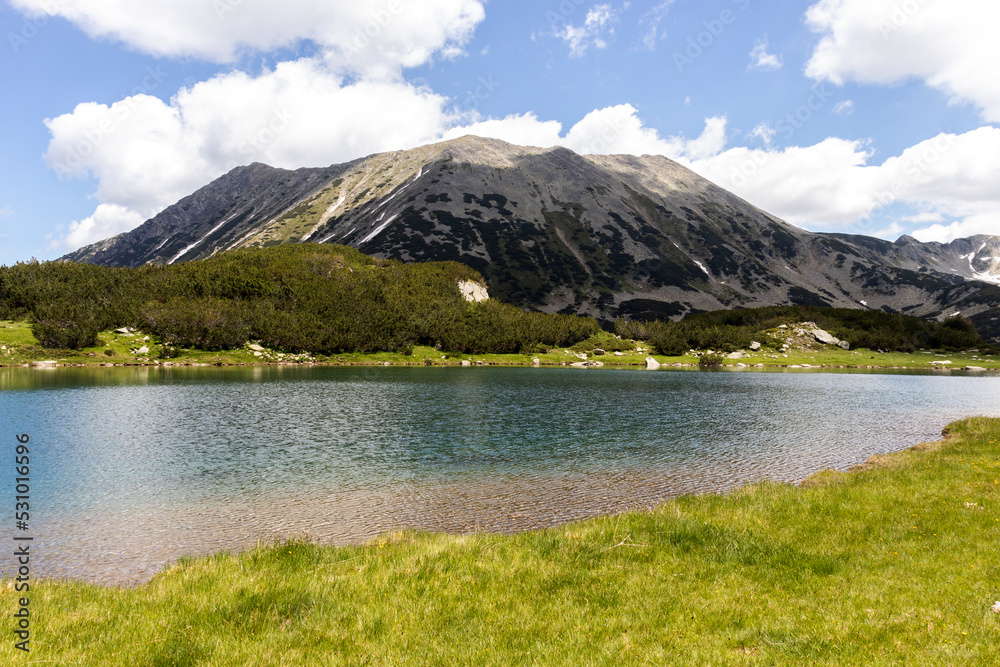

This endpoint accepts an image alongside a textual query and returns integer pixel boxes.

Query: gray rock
[460,360,472,366]
[114,327,131,334]
[592,348,606,356]
[645,357,661,370]
[750,341,761,351]
[812,329,840,346]
[135,346,150,355]
[248,343,265,351]
[727,352,743,360]
[964,366,986,371]
[838,340,851,350]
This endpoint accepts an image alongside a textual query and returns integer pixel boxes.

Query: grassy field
[2,417,999,665]
[1,320,998,371]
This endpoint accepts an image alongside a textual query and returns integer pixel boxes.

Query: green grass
[2,320,998,371]
[3,417,1000,665]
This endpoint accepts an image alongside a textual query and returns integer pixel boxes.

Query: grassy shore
[1,320,998,371]
[2,417,999,665]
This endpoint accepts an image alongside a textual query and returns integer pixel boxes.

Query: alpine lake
[3,364,1000,586]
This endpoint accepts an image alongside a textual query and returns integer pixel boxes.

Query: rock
[929,360,953,365]
[114,327,131,334]
[750,341,761,351]
[838,340,851,350]
[593,348,606,356]
[570,362,588,368]
[645,357,661,370]
[992,601,1000,614]
[778,325,788,329]
[575,353,588,360]
[135,346,150,355]
[253,351,262,357]
[727,352,743,360]
[736,363,747,368]
[460,360,472,366]
[457,280,489,303]
[532,358,541,366]
[383,361,391,366]
[30,360,58,367]
[812,329,840,346]
[613,351,624,357]
[964,366,986,371]
[248,343,265,352]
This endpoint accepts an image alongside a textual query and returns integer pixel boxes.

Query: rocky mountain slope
[64,136,1000,339]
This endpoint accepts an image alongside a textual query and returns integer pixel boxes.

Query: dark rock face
[63,136,1000,337]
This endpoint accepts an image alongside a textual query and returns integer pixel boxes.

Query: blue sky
[1,0,998,265]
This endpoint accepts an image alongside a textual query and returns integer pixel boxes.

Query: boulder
[460,360,472,366]
[593,348,606,356]
[964,366,986,371]
[645,357,661,370]
[727,352,743,360]
[457,280,490,303]
[532,358,541,366]
[248,343,265,352]
[749,341,761,351]
[135,346,150,355]
[114,327,131,334]
[812,329,840,346]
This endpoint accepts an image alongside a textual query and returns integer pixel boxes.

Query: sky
[1,0,998,265]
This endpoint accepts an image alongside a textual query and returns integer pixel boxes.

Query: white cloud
[639,1,674,50]
[833,100,854,114]
[556,4,622,57]
[10,0,485,74]
[448,104,726,162]
[690,126,1000,240]
[805,0,1000,121]
[911,216,999,244]
[748,123,776,145]
[60,204,146,252]
[748,38,782,71]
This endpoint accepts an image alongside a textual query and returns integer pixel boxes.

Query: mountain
[63,136,1000,340]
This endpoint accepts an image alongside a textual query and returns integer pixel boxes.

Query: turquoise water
[2,365,999,585]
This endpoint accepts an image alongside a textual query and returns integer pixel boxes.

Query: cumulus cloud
[690,126,1000,241]
[555,4,623,57]
[10,0,485,74]
[805,0,1000,121]
[748,38,782,71]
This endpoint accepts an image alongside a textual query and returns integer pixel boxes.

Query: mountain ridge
[63,136,1000,340]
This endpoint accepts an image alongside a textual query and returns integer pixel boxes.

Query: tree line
[0,244,599,354]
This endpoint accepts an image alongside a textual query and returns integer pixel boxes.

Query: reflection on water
[2,365,999,585]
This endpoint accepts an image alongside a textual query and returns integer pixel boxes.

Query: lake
[2,365,999,585]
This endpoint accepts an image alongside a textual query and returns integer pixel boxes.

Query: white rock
[532,358,541,366]
[460,360,472,366]
[613,351,624,357]
[457,280,489,303]
[750,341,761,351]
[248,343,265,352]
[727,352,743,360]
[645,357,661,370]
[136,346,150,355]
[992,601,1000,614]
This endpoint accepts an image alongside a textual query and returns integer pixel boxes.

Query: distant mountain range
[63,136,1000,340]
